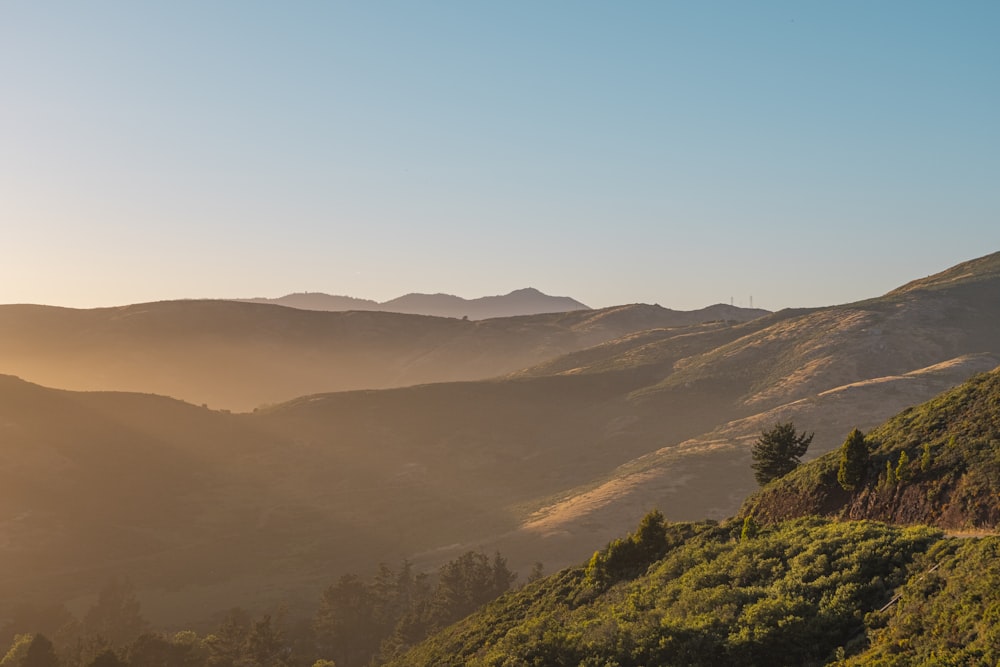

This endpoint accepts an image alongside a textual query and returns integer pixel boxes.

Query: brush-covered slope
[387,516,946,667]
[743,367,1000,529]
[389,359,1000,666]
[0,300,764,411]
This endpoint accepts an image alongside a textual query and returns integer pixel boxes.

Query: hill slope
[743,366,1000,529]
[502,252,1000,566]
[389,367,1000,666]
[0,300,765,411]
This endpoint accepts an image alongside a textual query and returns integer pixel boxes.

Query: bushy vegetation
[389,517,943,667]
[845,537,1000,666]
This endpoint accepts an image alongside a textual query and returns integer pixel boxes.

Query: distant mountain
[0,301,767,411]
[242,287,591,320]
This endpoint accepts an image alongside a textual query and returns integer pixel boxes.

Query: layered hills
[387,367,1000,667]
[241,287,592,320]
[0,301,765,411]
[2,252,1000,632]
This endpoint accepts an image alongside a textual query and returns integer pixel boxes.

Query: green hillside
[387,366,1000,667]
[743,367,1000,529]
[387,517,949,667]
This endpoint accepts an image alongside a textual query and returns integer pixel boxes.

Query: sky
[2,1,998,311]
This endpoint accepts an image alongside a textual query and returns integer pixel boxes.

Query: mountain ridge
[241,286,591,320]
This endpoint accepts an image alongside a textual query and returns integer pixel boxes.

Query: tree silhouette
[751,422,813,485]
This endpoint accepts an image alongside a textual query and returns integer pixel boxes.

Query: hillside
[242,287,591,319]
[0,300,765,411]
[390,360,1000,667]
[500,252,1000,566]
[742,367,1000,529]
[3,252,1000,633]
[387,516,955,667]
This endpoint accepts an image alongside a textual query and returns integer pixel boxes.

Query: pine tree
[751,422,814,485]
[895,450,911,482]
[837,428,870,490]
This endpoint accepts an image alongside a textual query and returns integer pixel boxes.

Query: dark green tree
[22,634,60,667]
[242,615,289,667]
[895,450,911,482]
[741,515,759,541]
[837,428,870,490]
[82,578,149,649]
[313,574,377,667]
[205,608,250,667]
[751,422,814,485]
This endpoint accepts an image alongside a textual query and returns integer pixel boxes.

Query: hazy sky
[3,2,998,311]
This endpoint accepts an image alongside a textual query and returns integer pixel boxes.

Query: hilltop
[241,287,591,320]
[0,300,765,411]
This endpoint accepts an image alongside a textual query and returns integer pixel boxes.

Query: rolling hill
[2,252,999,633]
[386,364,1000,667]
[0,300,766,411]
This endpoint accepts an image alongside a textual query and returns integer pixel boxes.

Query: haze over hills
[2,252,999,633]
[0,300,766,411]
[384,366,1000,667]
[241,287,592,320]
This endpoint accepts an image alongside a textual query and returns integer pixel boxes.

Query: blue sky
[2,2,998,310]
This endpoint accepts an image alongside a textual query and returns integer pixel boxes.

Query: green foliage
[837,428,870,490]
[894,450,910,483]
[388,518,943,667]
[0,635,32,667]
[846,537,1000,665]
[585,510,677,587]
[740,515,759,541]
[751,422,813,485]
[883,459,895,487]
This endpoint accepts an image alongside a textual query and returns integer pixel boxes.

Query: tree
[83,578,149,648]
[837,428,870,490]
[741,515,759,541]
[22,634,60,667]
[895,450,911,482]
[751,422,813,485]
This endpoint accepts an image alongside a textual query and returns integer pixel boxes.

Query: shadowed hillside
[0,300,766,411]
